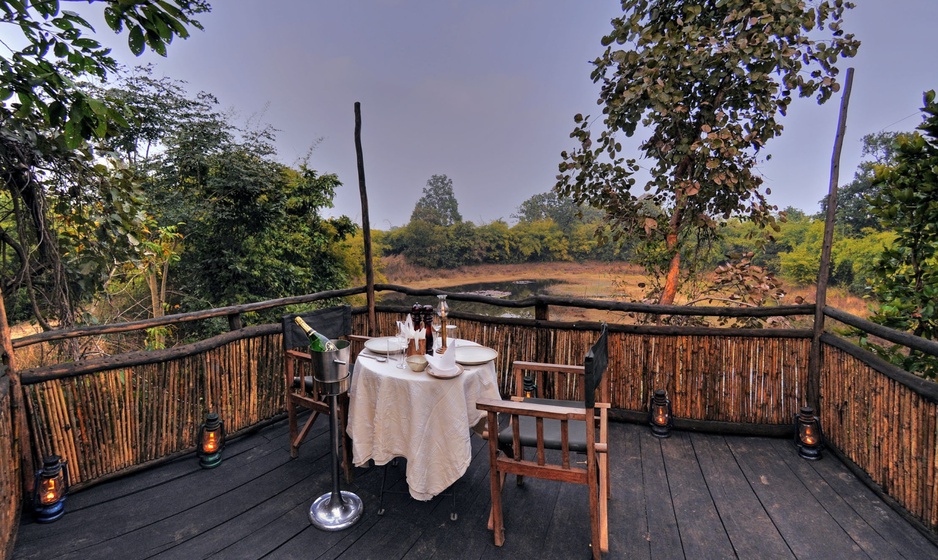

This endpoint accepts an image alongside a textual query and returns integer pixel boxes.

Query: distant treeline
[373,207,893,296]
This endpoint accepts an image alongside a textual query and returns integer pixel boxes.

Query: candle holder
[437,294,449,354]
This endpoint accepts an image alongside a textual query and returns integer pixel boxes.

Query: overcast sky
[78,1,938,228]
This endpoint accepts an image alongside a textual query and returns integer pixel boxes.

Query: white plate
[454,346,498,365]
[364,337,408,355]
[426,364,464,379]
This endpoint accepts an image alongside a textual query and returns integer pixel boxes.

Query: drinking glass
[394,330,406,369]
[446,324,458,348]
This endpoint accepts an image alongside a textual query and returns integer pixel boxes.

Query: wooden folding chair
[477,324,609,559]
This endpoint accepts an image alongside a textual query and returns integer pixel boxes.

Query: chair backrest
[281,305,352,351]
[584,324,608,409]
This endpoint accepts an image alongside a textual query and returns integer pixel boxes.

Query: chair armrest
[476,397,588,422]
[286,349,311,361]
[512,361,585,375]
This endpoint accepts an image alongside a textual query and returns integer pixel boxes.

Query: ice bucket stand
[308,339,363,530]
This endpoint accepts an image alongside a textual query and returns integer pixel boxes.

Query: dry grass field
[379,256,871,323]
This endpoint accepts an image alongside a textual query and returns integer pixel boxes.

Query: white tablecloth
[347,341,500,500]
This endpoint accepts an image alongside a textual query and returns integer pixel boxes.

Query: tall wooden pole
[355,102,377,336]
[808,67,855,409]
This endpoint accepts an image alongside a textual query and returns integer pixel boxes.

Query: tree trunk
[659,195,686,305]
[660,233,681,305]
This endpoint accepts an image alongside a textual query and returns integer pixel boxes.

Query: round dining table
[346,339,501,501]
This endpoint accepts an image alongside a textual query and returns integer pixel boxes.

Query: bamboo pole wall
[22,332,285,488]
[822,343,938,532]
[355,312,812,425]
[0,377,19,560]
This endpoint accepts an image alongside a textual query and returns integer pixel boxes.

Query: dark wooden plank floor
[14,415,938,559]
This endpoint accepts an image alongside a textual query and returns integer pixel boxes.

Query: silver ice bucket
[311,340,351,396]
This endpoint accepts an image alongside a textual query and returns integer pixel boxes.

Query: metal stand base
[309,491,364,531]
[310,391,363,531]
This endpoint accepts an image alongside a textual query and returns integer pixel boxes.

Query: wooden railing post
[809,67,854,411]
[355,102,377,337]
[535,298,550,362]
[534,300,549,322]
[227,313,243,331]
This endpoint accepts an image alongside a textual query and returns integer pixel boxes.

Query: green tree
[397,220,448,268]
[865,91,938,378]
[557,0,859,305]
[92,72,355,329]
[513,191,600,233]
[411,174,462,226]
[1,1,207,328]
[820,132,898,234]
[510,220,570,262]
[475,220,512,264]
[164,127,354,317]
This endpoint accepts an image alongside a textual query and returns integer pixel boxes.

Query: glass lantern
[794,406,823,460]
[648,389,673,438]
[198,412,225,468]
[33,455,68,522]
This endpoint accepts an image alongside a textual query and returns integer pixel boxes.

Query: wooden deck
[13,415,938,560]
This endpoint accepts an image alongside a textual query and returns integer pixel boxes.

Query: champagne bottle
[293,316,338,352]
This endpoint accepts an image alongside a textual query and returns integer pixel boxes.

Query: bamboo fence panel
[0,376,19,560]
[22,332,286,488]
[359,311,812,426]
[821,343,938,533]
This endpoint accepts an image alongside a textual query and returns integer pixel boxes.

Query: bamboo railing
[19,325,284,486]
[4,286,938,541]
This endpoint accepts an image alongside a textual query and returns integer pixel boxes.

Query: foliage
[666,251,790,328]
[777,219,825,285]
[88,71,356,336]
[1,0,209,148]
[769,214,891,294]
[0,117,148,327]
[864,91,938,379]
[410,174,462,226]
[819,132,897,234]
[0,2,207,329]
[474,220,512,263]
[385,186,628,268]
[513,191,601,233]
[557,0,859,304]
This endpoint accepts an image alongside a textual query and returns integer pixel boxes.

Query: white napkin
[398,317,424,352]
[426,344,458,375]
[397,319,413,340]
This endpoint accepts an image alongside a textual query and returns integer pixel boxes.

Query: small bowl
[405,355,428,372]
